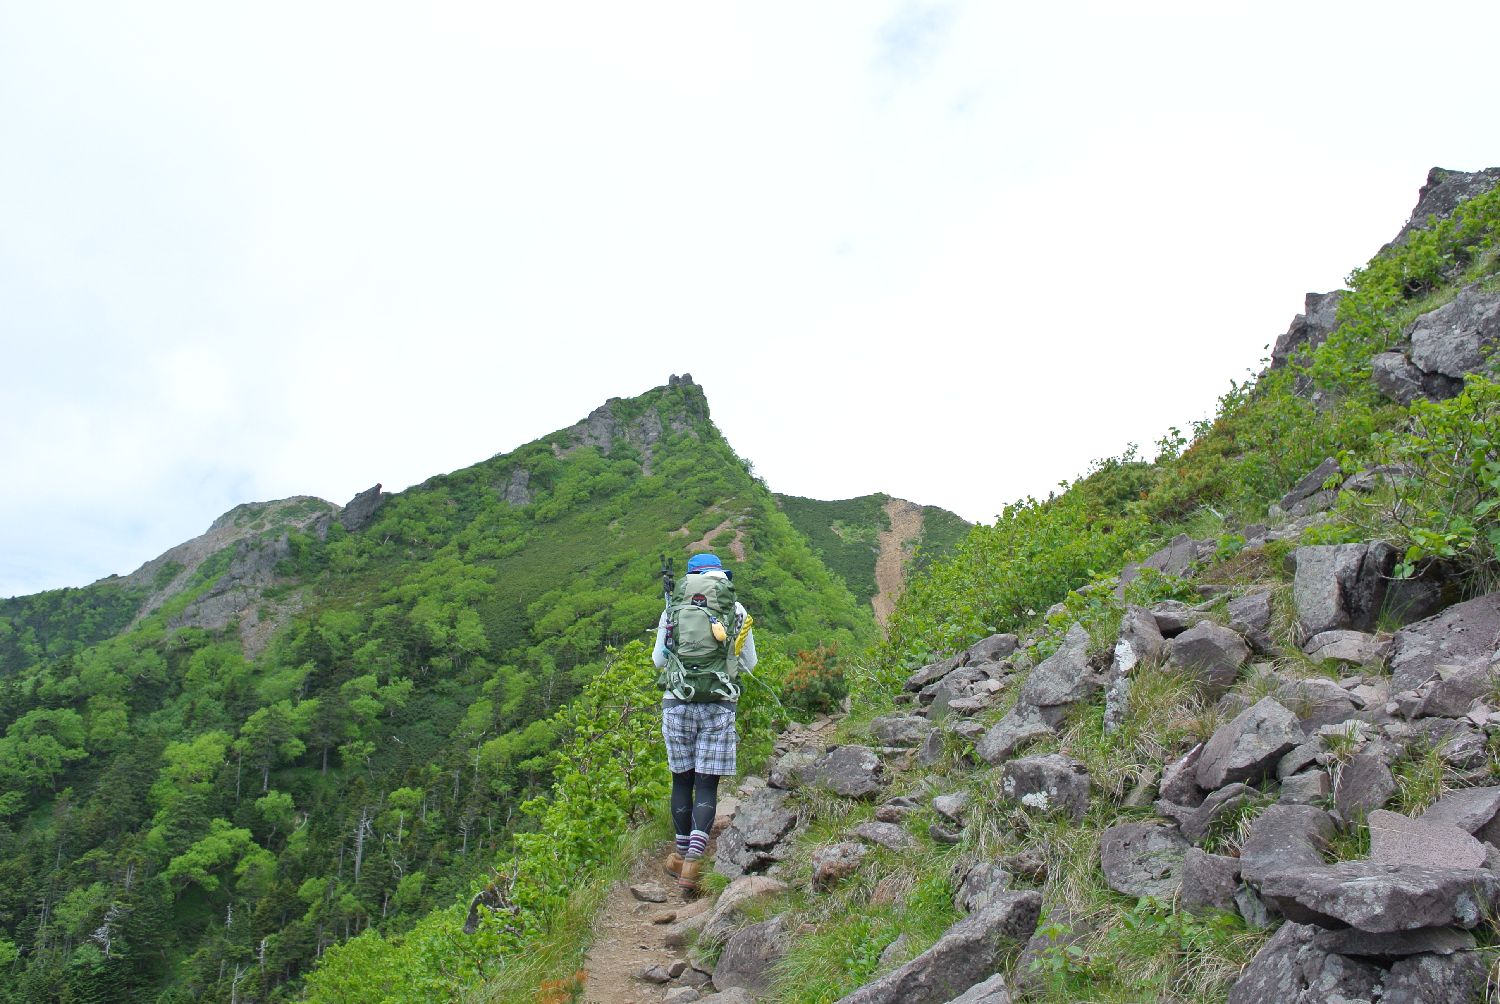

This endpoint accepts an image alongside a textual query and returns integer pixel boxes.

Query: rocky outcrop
[1271,292,1344,369]
[1388,593,1500,693]
[1292,542,1396,639]
[1371,285,1500,405]
[338,484,389,531]
[1392,167,1500,245]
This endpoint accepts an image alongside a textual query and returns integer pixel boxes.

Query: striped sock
[686,829,709,860]
[675,834,691,855]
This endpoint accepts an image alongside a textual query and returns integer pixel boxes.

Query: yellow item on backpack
[734,614,754,656]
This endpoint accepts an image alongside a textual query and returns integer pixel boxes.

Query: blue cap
[687,553,723,573]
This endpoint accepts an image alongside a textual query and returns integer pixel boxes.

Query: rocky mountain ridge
[588,167,1500,1004]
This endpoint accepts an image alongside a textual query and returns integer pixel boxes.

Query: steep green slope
[774,493,969,607]
[0,377,875,1002]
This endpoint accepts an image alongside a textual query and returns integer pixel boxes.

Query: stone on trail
[700,875,787,946]
[1099,822,1190,899]
[712,914,789,995]
[714,786,800,880]
[1195,697,1303,791]
[831,891,1041,1004]
[1259,860,1500,932]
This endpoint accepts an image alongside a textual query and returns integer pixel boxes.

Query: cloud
[874,1,957,79]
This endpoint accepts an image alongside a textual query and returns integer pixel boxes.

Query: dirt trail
[872,497,924,628]
[578,851,695,1004]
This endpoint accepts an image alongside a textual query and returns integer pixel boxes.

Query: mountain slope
[773,493,969,618]
[0,375,876,1002]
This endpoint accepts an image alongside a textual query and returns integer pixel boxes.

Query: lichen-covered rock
[1226,922,1382,1004]
[851,820,917,853]
[1259,861,1500,932]
[1100,823,1189,899]
[940,973,1013,1004]
[1103,605,1165,732]
[1195,697,1304,791]
[952,862,1012,914]
[1000,754,1090,821]
[1303,629,1390,667]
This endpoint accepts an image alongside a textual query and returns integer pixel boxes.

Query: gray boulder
[1333,753,1395,821]
[1238,804,1336,885]
[1000,754,1090,821]
[1227,589,1276,652]
[1313,926,1475,959]
[811,842,869,890]
[814,746,885,799]
[1408,285,1500,382]
[714,787,801,879]
[869,714,933,748]
[1099,822,1189,899]
[851,820,917,853]
[1292,543,1396,639]
[1165,621,1250,699]
[1259,861,1500,932]
[1388,593,1500,693]
[338,483,389,532]
[1380,949,1488,1002]
[1368,809,1486,870]
[1155,782,1254,843]
[831,892,1041,1004]
[1373,350,1436,405]
[700,876,788,946]
[769,747,820,789]
[1280,770,1330,805]
[1180,848,1242,914]
[1195,697,1303,790]
[1158,745,1206,807]
[932,792,971,826]
[1280,457,1343,513]
[1226,922,1382,1004]
[1410,662,1497,719]
[1303,629,1390,667]
[713,915,789,995]
[1271,291,1344,369]
[940,974,1012,1004]
[974,708,1053,766]
[952,862,1012,914]
[1017,623,1098,717]
[1103,605,1165,732]
[1419,786,1500,846]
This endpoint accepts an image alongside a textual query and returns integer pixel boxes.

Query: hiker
[653,552,756,893]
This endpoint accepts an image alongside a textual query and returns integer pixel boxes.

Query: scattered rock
[851,820,917,853]
[1017,624,1099,718]
[1313,925,1476,959]
[831,892,1041,1004]
[700,876,788,946]
[1180,848,1242,914]
[769,747,820,789]
[1292,542,1396,639]
[1272,291,1344,369]
[1103,606,1165,731]
[1238,804,1336,885]
[1379,948,1488,1001]
[1388,593,1500,693]
[1334,753,1396,821]
[933,792,970,826]
[664,987,703,1004]
[941,973,1013,1004]
[1000,754,1091,821]
[1165,621,1250,700]
[1155,782,1253,843]
[812,842,869,890]
[1100,823,1190,899]
[629,881,669,903]
[639,963,674,984]
[975,709,1054,765]
[1409,285,1500,382]
[953,862,1012,914]
[1279,769,1330,805]
[1419,786,1500,846]
[1226,922,1382,1004]
[1227,590,1276,653]
[1411,662,1497,719]
[1196,697,1304,790]
[1159,745,1206,807]
[869,714,933,748]
[1303,629,1391,666]
[814,746,885,800]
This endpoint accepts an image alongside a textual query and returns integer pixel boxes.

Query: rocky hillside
[578,167,1500,1004]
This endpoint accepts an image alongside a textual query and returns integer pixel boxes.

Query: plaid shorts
[662,703,738,776]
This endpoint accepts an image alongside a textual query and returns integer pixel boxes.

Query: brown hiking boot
[677,857,702,894]
[664,850,684,878]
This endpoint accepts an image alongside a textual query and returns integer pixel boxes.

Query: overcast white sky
[3,2,1498,598]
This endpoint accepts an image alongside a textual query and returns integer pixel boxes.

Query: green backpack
[662,571,742,701]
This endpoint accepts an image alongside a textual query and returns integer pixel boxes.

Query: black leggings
[670,770,721,835]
